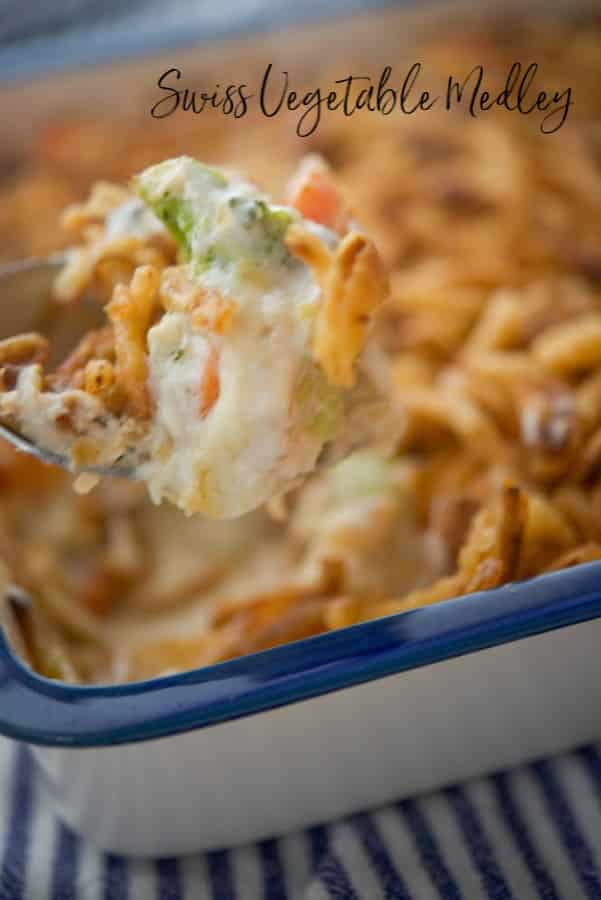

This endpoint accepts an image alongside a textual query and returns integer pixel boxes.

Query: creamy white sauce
[142,266,326,517]
[1,158,354,519]
[132,156,347,517]
[105,198,165,240]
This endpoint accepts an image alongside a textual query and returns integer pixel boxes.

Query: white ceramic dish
[0,0,599,857]
[0,563,600,855]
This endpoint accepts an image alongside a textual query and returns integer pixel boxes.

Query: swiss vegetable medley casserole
[1,18,601,684]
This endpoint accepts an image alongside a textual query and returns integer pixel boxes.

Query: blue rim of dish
[0,0,416,84]
[1,560,601,747]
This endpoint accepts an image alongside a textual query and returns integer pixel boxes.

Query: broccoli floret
[134,157,226,260]
[135,157,298,274]
[145,192,195,259]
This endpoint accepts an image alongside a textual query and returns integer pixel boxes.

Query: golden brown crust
[0,333,49,367]
[105,264,160,420]
[2,18,601,682]
[287,226,388,387]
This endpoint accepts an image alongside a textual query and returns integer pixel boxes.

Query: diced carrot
[288,168,349,235]
[198,346,220,417]
[191,290,237,335]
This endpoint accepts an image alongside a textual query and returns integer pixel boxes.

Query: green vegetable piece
[193,246,217,274]
[136,156,297,275]
[241,200,293,254]
[294,360,345,442]
[148,193,195,260]
[330,450,400,501]
[135,157,227,260]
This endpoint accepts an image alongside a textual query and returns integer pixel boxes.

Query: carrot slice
[198,346,220,417]
[289,166,349,235]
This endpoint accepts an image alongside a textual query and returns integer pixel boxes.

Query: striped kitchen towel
[2,737,601,898]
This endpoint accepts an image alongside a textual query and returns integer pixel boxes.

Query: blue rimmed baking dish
[0,563,600,854]
[0,0,600,856]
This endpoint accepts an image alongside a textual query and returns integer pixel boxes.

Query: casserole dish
[0,564,601,854]
[1,0,601,856]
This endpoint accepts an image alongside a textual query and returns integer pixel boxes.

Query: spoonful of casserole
[0,155,389,518]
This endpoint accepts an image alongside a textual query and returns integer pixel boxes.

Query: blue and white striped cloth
[3,738,601,898]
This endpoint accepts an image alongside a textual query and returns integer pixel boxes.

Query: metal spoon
[0,256,135,478]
